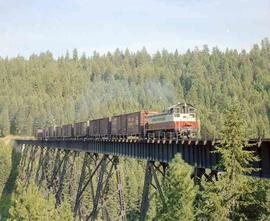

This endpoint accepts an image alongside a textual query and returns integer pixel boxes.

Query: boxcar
[74,121,89,137]
[111,114,127,136]
[36,128,44,140]
[89,117,110,137]
[126,111,159,137]
[62,124,73,137]
[55,126,62,138]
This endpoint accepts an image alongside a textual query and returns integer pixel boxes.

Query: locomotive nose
[184,122,192,127]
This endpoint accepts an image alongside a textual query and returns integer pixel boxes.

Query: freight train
[36,103,200,140]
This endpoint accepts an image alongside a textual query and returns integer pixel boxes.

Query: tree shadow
[0,148,21,220]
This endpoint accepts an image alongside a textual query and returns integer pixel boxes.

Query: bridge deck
[15,138,270,178]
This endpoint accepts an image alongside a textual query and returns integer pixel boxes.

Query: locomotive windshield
[188,107,195,113]
[174,108,180,113]
[167,103,197,118]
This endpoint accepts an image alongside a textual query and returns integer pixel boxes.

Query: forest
[1,102,270,221]
[0,38,269,138]
[0,39,270,221]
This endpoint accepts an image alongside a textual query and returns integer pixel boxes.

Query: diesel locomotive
[36,103,200,140]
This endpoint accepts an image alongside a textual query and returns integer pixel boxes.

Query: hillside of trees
[0,38,269,138]
[1,102,270,220]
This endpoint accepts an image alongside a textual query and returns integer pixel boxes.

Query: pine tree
[196,101,259,220]
[72,48,78,61]
[8,183,57,221]
[0,105,10,136]
[0,142,12,195]
[15,107,26,135]
[238,177,270,220]
[156,154,197,221]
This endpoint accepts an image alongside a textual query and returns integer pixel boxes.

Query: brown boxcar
[89,118,110,137]
[111,114,127,136]
[62,124,73,137]
[55,126,62,137]
[74,121,89,137]
[126,111,159,136]
[48,126,55,137]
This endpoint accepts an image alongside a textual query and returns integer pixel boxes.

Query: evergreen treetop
[157,154,197,221]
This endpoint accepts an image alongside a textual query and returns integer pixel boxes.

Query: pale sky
[0,0,269,58]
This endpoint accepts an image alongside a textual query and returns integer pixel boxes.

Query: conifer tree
[8,183,57,221]
[156,154,197,221]
[0,142,12,195]
[0,106,10,136]
[196,101,259,220]
[72,48,78,61]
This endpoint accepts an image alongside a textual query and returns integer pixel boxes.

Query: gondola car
[111,114,126,137]
[74,121,89,137]
[62,124,73,138]
[48,126,55,138]
[126,111,158,138]
[111,111,158,138]
[89,117,110,138]
[55,126,62,138]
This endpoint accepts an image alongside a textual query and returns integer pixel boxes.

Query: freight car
[48,126,55,138]
[110,111,158,138]
[74,121,89,137]
[111,114,127,137]
[126,111,158,137]
[62,124,73,138]
[55,126,62,138]
[89,117,110,138]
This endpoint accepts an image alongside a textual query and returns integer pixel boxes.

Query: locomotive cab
[167,103,196,121]
[169,103,198,138]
